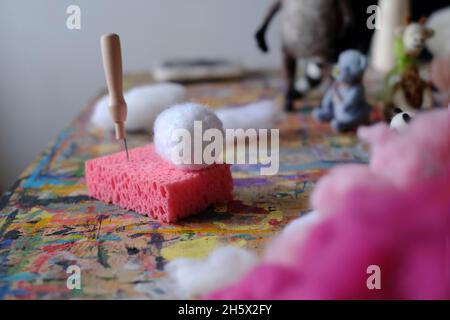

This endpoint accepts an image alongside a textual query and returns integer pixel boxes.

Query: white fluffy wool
[165,246,259,297]
[215,100,284,130]
[92,87,282,136]
[91,83,186,132]
[153,103,224,170]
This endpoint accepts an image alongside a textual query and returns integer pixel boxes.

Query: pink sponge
[85,145,233,223]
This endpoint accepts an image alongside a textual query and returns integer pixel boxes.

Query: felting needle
[100,33,129,161]
[123,137,129,161]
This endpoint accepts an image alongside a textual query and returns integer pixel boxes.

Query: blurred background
[0,0,447,192]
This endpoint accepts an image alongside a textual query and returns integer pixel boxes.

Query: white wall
[0,0,281,191]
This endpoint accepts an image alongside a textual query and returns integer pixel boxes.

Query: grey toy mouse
[313,50,371,132]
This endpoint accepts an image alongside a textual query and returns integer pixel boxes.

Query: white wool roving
[91,83,186,132]
[165,246,259,297]
[153,103,224,170]
[215,100,284,130]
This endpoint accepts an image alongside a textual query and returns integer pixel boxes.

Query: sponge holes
[160,187,167,197]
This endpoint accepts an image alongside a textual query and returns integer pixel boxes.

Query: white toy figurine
[389,107,415,131]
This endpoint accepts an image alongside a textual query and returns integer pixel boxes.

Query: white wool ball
[165,246,259,297]
[91,83,186,132]
[154,103,224,170]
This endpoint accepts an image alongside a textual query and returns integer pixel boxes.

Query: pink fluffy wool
[208,109,450,299]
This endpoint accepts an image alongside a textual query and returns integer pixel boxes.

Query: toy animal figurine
[384,17,435,119]
[255,0,352,112]
[389,107,414,131]
[389,65,434,115]
[313,50,371,132]
[294,59,325,97]
[389,18,433,76]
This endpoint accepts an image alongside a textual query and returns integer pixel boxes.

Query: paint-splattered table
[0,72,370,299]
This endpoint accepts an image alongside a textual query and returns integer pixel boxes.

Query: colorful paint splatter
[0,73,369,299]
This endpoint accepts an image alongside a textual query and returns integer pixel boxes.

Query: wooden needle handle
[101,33,127,140]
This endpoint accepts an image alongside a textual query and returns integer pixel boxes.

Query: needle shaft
[123,138,129,161]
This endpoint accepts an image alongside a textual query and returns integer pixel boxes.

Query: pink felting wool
[208,109,450,299]
[311,164,394,217]
[210,165,450,300]
[85,145,233,223]
[263,211,323,267]
[358,109,449,189]
[311,109,449,216]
